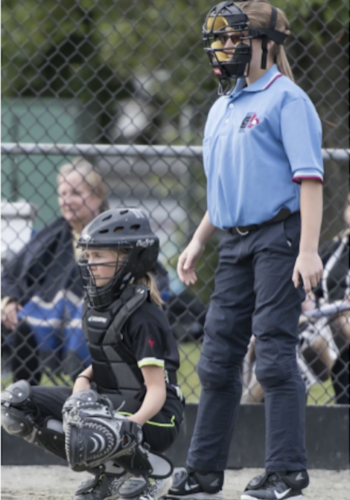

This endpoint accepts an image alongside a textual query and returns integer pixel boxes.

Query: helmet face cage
[79,244,133,308]
[203,1,289,95]
[77,208,160,308]
[203,2,251,94]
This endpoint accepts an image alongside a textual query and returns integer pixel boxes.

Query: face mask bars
[203,2,289,95]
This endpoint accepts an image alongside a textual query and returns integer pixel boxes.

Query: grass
[177,342,336,405]
[1,342,336,405]
[307,378,335,405]
[1,371,73,391]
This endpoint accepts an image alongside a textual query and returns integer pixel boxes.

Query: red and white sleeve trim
[292,175,324,185]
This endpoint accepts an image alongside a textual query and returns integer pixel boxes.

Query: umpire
[167,2,324,500]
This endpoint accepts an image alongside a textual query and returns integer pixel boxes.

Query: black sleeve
[131,320,167,369]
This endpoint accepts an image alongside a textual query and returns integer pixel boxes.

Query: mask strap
[269,6,277,31]
[261,38,268,69]
[261,6,277,70]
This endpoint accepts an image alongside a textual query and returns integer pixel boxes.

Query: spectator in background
[1,158,109,384]
[315,189,350,404]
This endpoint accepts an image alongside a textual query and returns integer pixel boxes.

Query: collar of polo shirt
[243,64,283,92]
[230,64,283,96]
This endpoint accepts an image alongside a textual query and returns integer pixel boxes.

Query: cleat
[75,471,127,500]
[165,468,223,500]
[120,476,173,500]
[241,471,309,500]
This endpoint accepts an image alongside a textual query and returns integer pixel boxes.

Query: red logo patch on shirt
[239,112,260,132]
[247,113,259,128]
[148,338,155,347]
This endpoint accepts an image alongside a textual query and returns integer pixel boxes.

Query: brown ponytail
[238,0,295,81]
[273,37,294,82]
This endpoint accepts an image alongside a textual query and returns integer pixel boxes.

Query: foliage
[2,0,348,145]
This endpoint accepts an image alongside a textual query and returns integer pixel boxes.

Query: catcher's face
[84,249,121,288]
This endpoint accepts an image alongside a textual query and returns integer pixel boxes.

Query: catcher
[2,208,185,500]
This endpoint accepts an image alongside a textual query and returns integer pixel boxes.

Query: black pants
[31,385,183,453]
[188,213,306,473]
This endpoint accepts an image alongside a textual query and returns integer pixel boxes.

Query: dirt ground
[1,466,349,500]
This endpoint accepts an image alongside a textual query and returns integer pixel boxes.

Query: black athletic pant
[188,212,306,473]
[31,385,183,453]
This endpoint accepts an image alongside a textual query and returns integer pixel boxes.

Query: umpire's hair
[238,0,294,82]
[58,157,109,213]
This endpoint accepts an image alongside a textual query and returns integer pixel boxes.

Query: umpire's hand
[292,251,323,294]
[177,239,205,286]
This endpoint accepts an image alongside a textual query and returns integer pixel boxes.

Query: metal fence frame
[2,143,350,160]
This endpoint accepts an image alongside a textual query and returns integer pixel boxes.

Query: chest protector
[82,285,149,399]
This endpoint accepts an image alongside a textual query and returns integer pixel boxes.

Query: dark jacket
[2,217,82,304]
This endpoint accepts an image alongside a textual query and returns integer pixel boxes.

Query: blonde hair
[58,157,109,212]
[112,249,163,307]
[238,0,294,82]
[136,273,163,307]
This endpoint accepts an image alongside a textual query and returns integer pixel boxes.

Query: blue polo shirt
[203,64,323,229]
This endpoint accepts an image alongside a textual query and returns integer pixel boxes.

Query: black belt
[168,371,178,385]
[228,208,292,236]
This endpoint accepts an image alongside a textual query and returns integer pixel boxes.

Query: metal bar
[1,142,349,161]
[0,143,202,158]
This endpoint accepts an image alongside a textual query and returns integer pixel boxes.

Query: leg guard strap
[115,446,173,479]
[31,419,66,461]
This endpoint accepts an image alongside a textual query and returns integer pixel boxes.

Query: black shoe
[165,467,223,500]
[119,476,173,499]
[241,471,309,500]
[75,472,127,500]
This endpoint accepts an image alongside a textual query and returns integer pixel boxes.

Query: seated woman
[1,158,108,383]
[1,208,184,500]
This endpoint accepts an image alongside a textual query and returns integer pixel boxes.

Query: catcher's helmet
[77,208,159,307]
[203,1,289,94]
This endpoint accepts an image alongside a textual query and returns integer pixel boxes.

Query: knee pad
[115,446,173,479]
[1,380,36,438]
[1,380,66,460]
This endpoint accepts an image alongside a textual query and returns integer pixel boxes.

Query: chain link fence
[1,0,349,406]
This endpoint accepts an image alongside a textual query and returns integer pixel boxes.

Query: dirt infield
[1,466,349,500]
